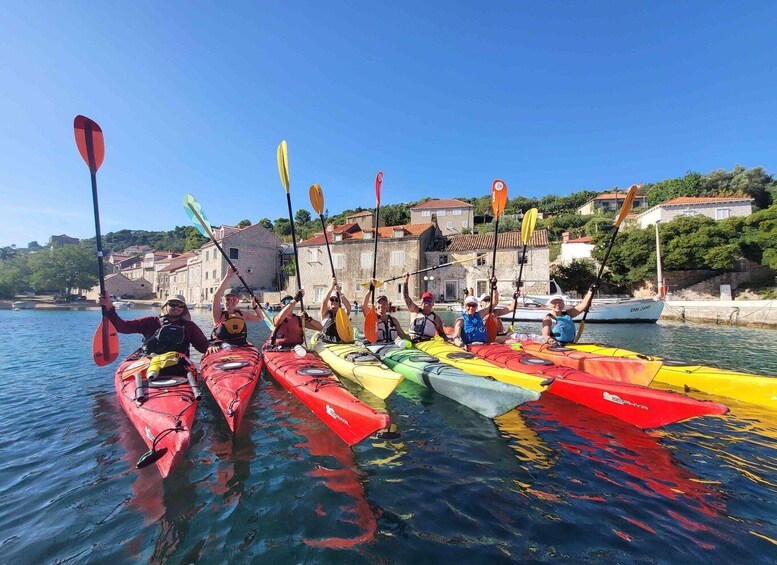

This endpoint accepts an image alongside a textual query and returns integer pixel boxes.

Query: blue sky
[2,1,776,247]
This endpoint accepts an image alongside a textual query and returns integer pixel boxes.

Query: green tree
[294,209,311,225]
[550,259,599,295]
[0,254,31,298]
[237,219,252,228]
[27,241,42,250]
[259,218,273,230]
[27,246,97,297]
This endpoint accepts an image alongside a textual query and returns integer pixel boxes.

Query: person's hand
[589,282,599,292]
[490,276,498,290]
[294,290,304,302]
[207,344,221,354]
[331,277,338,289]
[403,272,409,283]
[250,297,258,310]
[97,293,113,309]
[302,312,312,322]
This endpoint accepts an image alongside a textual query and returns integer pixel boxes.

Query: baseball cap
[464,296,479,306]
[548,295,566,304]
[224,288,240,297]
[421,291,434,301]
[376,294,389,303]
[479,293,490,302]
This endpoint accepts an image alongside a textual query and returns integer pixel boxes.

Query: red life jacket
[272,314,304,347]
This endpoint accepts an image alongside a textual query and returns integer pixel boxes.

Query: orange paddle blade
[485,314,498,344]
[364,306,378,343]
[73,115,105,173]
[615,184,638,227]
[309,183,324,215]
[335,308,353,342]
[491,179,508,218]
[92,317,119,366]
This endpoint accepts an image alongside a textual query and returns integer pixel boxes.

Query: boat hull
[200,346,263,433]
[500,298,665,323]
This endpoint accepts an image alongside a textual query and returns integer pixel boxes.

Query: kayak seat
[298,366,333,377]
[147,376,189,388]
[519,357,553,366]
[216,362,250,370]
[346,352,376,364]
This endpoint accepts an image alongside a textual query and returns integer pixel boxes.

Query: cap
[464,296,479,306]
[421,291,434,301]
[479,293,490,302]
[280,295,294,305]
[224,288,240,297]
[376,294,389,303]
[164,294,187,306]
[548,295,566,304]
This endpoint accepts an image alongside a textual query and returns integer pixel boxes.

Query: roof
[346,210,373,218]
[566,236,593,244]
[298,223,361,246]
[157,252,195,272]
[594,192,647,200]
[440,229,549,252]
[410,199,473,210]
[660,196,754,206]
[299,223,433,246]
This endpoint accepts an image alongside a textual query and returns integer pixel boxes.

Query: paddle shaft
[284,192,306,312]
[577,224,620,333]
[509,242,529,328]
[370,204,380,307]
[381,255,484,284]
[85,126,108,316]
[488,215,501,319]
[318,215,342,304]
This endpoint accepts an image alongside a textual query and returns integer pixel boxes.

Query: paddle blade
[183,194,213,239]
[375,172,383,206]
[364,307,378,343]
[574,319,586,343]
[335,308,353,342]
[359,280,384,289]
[309,184,325,215]
[615,184,638,227]
[485,314,498,344]
[277,140,290,192]
[491,179,508,218]
[73,115,105,172]
[521,208,539,245]
[92,317,119,366]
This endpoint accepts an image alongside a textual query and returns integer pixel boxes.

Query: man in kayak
[541,286,596,346]
[362,282,411,343]
[208,271,266,353]
[97,293,209,355]
[320,278,352,343]
[270,289,322,347]
[403,272,448,342]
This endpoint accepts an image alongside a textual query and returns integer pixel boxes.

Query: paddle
[182,194,271,325]
[359,254,486,288]
[74,116,119,366]
[307,183,353,342]
[574,184,638,343]
[485,179,508,343]
[508,207,539,332]
[364,172,383,343]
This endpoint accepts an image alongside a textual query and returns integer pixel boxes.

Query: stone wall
[662,300,777,328]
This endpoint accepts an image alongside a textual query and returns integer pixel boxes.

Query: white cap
[464,296,479,306]
[548,295,566,304]
[479,293,490,302]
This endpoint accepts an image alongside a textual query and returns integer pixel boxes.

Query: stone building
[630,196,753,229]
[86,273,153,300]
[577,192,649,215]
[410,199,474,235]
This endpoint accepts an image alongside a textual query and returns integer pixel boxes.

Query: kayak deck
[200,345,263,433]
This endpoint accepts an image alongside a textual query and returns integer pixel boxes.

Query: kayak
[515,341,663,386]
[571,343,777,410]
[262,343,391,444]
[469,344,729,428]
[200,345,263,433]
[310,333,403,399]
[366,343,540,418]
[413,337,551,393]
[114,351,201,477]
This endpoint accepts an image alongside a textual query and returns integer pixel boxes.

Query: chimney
[562,231,570,243]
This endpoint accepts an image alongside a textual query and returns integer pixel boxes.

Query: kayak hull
[367,343,539,418]
[200,346,263,433]
[114,353,198,477]
[470,344,729,428]
[262,343,391,444]
[310,333,402,399]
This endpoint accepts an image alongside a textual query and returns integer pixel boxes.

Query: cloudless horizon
[2,2,776,247]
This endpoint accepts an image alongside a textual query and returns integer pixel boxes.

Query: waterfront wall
[662,300,777,328]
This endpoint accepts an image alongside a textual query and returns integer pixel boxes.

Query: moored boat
[200,345,263,433]
[114,350,200,477]
[499,297,664,323]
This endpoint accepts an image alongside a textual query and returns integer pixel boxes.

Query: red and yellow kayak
[200,346,263,433]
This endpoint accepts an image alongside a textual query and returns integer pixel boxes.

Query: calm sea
[0,308,775,563]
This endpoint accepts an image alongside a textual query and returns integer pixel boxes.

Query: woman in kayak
[208,271,265,353]
[269,289,322,347]
[97,293,209,355]
[541,286,596,345]
[362,283,410,344]
[402,272,448,342]
[319,278,352,343]
[479,286,521,343]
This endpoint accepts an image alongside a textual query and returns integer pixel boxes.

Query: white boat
[113,300,133,310]
[12,300,36,310]
[499,297,664,323]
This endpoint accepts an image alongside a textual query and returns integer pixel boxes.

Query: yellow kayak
[310,333,403,399]
[571,343,777,410]
[414,337,550,393]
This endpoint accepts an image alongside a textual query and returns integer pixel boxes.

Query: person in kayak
[541,286,596,345]
[270,289,322,347]
[478,284,522,343]
[208,271,266,353]
[403,272,448,342]
[98,293,209,355]
[362,282,410,344]
[319,278,352,343]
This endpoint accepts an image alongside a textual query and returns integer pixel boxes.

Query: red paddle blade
[92,317,119,366]
[491,179,507,218]
[375,172,383,206]
[364,306,378,343]
[485,314,498,344]
[74,115,105,172]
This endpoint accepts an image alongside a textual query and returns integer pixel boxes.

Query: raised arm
[339,292,352,316]
[402,272,420,314]
[242,296,264,323]
[451,318,465,348]
[211,270,234,324]
[567,286,595,318]
[362,281,374,314]
[320,278,337,320]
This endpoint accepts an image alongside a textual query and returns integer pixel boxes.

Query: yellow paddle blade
[359,280,385,289]
[364,306,378,343]
[335,308,353,342]
[309,183,324,215]
[615,184,638,227]
[521,208,538,246]
[277,140,290,192]
[491,179,508,218]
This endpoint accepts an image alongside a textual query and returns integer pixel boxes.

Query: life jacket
[376,316,399,343]
[211,309,248,345]
[460,312,487,344]
[143,316,187,354]
[409,312,439,341]
[547,313,576,344]
[271,314,304,347]
[321,314,342,343]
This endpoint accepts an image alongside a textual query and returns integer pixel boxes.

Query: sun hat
[421,291,434,301]
[479,293,490,302]
[548,295,566,304]
[464,296,479,306]
[224,288,240,297]
[164,294,187,306]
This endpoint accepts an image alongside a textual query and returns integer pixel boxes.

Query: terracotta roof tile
[298,223,361,246]
[353,223,433,239]
[661,196,753,206]
[346,210,373,218]
[567,236,593,243]
[410,199,473,210]
[441,229,548,252]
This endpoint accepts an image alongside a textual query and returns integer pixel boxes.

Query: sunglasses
[168,302,185,308]
[465,303,478,308]
[422,299,434,304]
[329,297,340,303]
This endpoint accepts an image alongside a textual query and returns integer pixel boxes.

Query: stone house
[156,253,195,301]
[558,233,594,263]
[630,196,753,229]
[577,192,649,215]
[142,251,179,295]
[344,210,383,231]
[86,273,153,300]
[423,229,551,303]
[410,199,474,235]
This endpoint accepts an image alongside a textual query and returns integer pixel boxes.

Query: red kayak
[115,351,201,477]
[518,341,663,386]
[200,346,263,433]
[262,343,391,445]
[470,344,729,429]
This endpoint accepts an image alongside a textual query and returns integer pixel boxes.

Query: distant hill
[79,225,208,255]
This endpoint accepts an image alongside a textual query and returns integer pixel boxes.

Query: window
[205,251,209,261]
[453,209,462,216]
[309,248,320,262]
[438,210,446,217]
[447,221,453,229]
[477,256,486,266]
[517,250,529,264]
[334,234,343,242]
[682,209,697,217]
[462,220,468,228]
[205,271,209,280]
[445,280,458,301]
[397,283,403,295]
[314,287,325,303]
[716,208,731,220]
[229,248,239,260]
[361,252,373,268]
[476,280,487,296]
[333,254,344,269]
[439,254,449,265]
[391,251,405,267]
[212,269,217,279]
[421,210,431,217]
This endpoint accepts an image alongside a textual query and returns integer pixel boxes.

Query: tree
[274,218,292,237]
[0,254,31,298]
[237,219,252,228]
[550,259,600,295]
[259,218,273,230]
[0,245,17,260]
[294,209,311,225]
[27,246,97,297]
[27,241,42,250]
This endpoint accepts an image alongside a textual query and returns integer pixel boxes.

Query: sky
[1,1,776,248]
